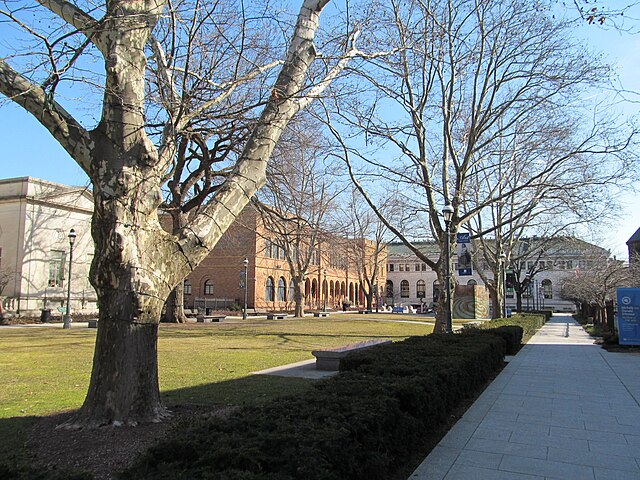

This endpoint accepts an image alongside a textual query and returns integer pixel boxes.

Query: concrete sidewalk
[410,313,640,480]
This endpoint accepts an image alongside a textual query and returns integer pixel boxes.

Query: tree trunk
[515,290,523,312]
[293,278,305,318]
[163,284,186,323]
[488,285,500,319]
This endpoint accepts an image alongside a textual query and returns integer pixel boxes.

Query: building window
[277,277,286,301]
[421,263,427,271]
[389,264,394,272]
[433,281,440,302]
[416,280,426,298]
[184,280,192,295]
[265,277,275,302]
[399,263,405,272]
[415,263,421,272]
[467,279,477,286]
[265,239,272,258]
[542,279,552,299]
[204,280,214,295]
[289,280,295,301]
[48,250,66,287]
[405,264,410,271]
[401,280,409,298]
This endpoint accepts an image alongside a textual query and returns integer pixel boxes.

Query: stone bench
[358,310,372,314]
[88,319,98,328]
[313,312,329,317]
[311,339,393,371]
[196,315,225,323]
[267,313,287,320]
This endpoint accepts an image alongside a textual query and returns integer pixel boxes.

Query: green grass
[0,315,433,420]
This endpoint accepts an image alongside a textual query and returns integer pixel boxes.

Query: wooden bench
[311,339,393,371]
[313,312,329,317]
[267,313,287,320]
[196,314,225,323]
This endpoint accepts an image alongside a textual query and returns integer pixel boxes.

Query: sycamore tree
[324,0,635,332]
[0,0,361,427]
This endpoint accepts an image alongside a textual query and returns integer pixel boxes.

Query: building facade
[0,177,97,314]
[385,238,610,314]
[179,205,387,312]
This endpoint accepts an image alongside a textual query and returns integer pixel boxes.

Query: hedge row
[462,313,548,354]
[121,333,506,480]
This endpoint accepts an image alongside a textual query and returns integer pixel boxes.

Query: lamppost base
[63,315,72,329]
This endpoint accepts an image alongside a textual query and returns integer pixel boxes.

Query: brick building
[181,205,387,312]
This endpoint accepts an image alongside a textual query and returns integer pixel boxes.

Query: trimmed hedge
[121,333,506,480]
[462,313,547,354]
[461,325,523,355]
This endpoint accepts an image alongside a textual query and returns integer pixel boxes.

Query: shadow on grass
[0,372,316,477]
[161,373,316,407]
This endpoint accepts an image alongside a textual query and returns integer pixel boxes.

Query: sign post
[616,288,640,346]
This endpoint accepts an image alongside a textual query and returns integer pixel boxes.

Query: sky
[0,2,639,260]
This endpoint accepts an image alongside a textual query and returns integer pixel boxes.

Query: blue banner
[617,288,640,346]
[457,232,472,276]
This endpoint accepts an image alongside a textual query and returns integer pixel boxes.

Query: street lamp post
[323,269,327,312]
[63,229,77,329]
[242,258,248,320]
[499,251,507,318]
[442,204,454,333]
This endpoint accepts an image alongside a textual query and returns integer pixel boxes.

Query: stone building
[0,177,96,314]
[385,237,610,314]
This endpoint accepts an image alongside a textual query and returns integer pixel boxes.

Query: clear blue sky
[0,3,639,260]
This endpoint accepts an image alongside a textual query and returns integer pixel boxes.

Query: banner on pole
[456,232,472,276]
[617,288,640,346]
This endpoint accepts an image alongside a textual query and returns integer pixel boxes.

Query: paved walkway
[410,313,640,480]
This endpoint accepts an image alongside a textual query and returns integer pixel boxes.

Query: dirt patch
[26,404,234,480]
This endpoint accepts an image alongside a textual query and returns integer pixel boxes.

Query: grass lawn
[0,314,434,462]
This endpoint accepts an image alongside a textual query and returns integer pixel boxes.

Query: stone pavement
[409,313,640,480]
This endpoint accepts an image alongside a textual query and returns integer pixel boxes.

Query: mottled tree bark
[1,0,339,427]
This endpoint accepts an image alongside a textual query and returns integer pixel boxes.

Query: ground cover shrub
[121,333,506,480]
[461,325,523,355]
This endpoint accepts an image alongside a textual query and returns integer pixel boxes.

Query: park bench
[358,310,372,314]
[88,319,98,328]
[246,308,268,316]
[391,306,404,313]
[313,312,329,317]
[266,313,287,320]
[311,339,393,371]
[196,314,225,323]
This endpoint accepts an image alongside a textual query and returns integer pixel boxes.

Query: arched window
[467,279,477,286]
[401,280,410,298]
[265,277,275,302]
[289,280,295,301]
[416,280,426,298]
[433,281,440,302]
[184,279,192,295]
[204,279,214,296]
[277,277,286,301]
[542,279,552,299]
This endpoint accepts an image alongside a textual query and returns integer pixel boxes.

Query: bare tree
[0,0,359,427]
[336,190,388,312]
[255,116,344,317]
[561,256,638,331]
[324,0,634,332]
